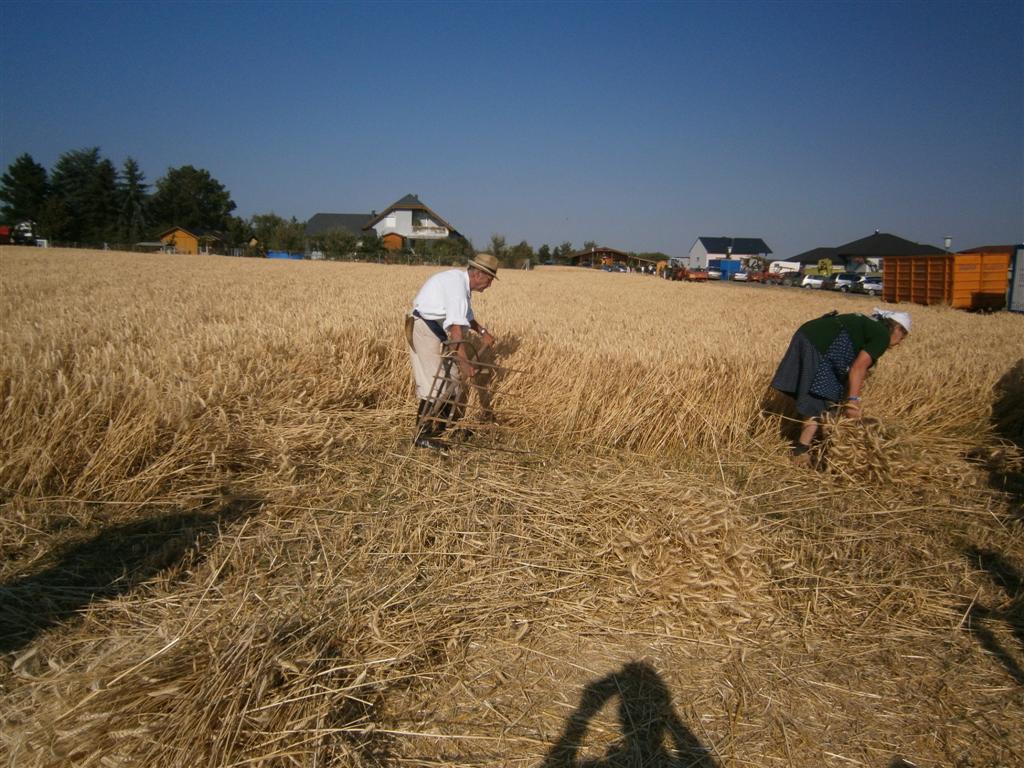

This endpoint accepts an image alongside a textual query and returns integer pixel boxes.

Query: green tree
[116,157,149,246]
[422,236,473,266]
[38,196,70,241]
[583,240,598,251]
[150,165,236,234]
[488,233,507,260]
[537,244,552,263]
[48,147,118,243]
[250,213,306,252]
[313,229,358,261]
[0,153,49,225]
[508,239,534,267]
[225,215,255,252]
[552,241,576,261]
[84,158,118,244]
[357,231,385,261]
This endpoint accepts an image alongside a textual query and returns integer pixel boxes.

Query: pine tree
[0,153,49,225]
[116,157,149,245]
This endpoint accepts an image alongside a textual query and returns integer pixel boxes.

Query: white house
[305,194,464,252]
[687,236,773,268]
[364,194,463,251]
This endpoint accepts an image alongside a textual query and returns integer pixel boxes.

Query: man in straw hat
[771,307,911,465]
[405,253,498,450]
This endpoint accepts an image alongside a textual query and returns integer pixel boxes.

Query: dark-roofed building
[790,246,838,266]
[792,232,945,272]
[305,213,373,238]
[687,236,772,268]
[833,232,945,259]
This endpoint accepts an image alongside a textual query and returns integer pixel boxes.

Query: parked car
[832,272,862,292]
[707,267,723,280]
[731,271,749,282]
[801,274,826,289]
[851,275,884,296]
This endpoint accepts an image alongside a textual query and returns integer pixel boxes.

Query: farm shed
[158,227,225,256]
[564,246,651,268]
[382,232,406,250]
[883,246,1011,310]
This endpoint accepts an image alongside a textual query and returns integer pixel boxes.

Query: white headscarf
[873,308,911,333]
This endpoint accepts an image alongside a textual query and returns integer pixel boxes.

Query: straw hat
[468,253,499,279]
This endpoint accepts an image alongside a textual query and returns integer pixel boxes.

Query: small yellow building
[158,227,225,255]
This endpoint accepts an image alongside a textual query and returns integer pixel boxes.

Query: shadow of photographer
[0,494,260,656]
[986,358,1024,513]
[961,545,1024,686]
[540,661,719,768]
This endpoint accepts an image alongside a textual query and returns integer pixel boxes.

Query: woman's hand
[843,397,860,421]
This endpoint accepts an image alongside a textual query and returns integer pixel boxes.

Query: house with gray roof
[305,194,463,252]
[791,231,945,270]
[687,236,772,268]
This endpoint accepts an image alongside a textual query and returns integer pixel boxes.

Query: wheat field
[1,245,1022,767]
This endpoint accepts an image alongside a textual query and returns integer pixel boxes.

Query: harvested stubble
[1,246,1023,767]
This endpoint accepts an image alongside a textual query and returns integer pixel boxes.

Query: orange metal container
[883,251,1009,310]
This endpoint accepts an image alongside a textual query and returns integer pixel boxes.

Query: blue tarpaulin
[267,250,303,260]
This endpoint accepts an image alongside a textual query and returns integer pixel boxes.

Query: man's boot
[414,399,447,452]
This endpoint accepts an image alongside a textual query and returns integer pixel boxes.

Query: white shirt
[412,269,475,330]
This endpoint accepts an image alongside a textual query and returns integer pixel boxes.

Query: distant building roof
[305,213,373,237]
[792,232,945,264]
[958,244,1019,255]
[364,194,461,236]
[696,237,773,256]
[790,246,838,265]
[157,227,225,240]
[832,232,944,258]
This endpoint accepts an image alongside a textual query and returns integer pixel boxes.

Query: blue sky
[2,0,1021,257]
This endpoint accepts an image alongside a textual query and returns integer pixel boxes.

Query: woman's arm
[845,349,874,418]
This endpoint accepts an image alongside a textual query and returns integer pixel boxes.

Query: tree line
[1,148,668,265]
[0,149,238,248]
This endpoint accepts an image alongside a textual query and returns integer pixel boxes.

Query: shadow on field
[987,359,1024,514]
[539,661,719,768]
[961,546,1024,686]
[471,334,522,424]
[0,494,261,656]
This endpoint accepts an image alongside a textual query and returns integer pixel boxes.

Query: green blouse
[799,313,889,363]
